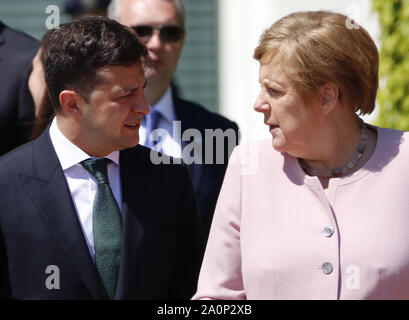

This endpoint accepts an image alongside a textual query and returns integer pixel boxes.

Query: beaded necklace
[298,119,367,178]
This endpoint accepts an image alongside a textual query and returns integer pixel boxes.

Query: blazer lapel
[20,131,102,299]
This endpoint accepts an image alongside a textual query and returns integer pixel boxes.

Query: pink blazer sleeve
[193,147,246,300]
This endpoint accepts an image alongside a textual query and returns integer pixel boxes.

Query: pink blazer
[193,126,409,299]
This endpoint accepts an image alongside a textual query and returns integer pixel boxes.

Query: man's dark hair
[45,16,149,112]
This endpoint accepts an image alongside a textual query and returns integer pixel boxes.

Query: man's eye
[118,93,132,100]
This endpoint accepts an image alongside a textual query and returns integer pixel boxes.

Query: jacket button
[323,226,334,237]
[322,262,333,274]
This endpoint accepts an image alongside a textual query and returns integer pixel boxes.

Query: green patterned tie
[81,158,122,299]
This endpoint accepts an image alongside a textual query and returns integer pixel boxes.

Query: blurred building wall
[174,0,219,113]
[0,0,70,39]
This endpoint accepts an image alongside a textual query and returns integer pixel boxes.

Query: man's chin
[130,139,140,149]
[120,138,140,151]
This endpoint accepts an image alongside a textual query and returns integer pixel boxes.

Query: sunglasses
[131,25,185,42]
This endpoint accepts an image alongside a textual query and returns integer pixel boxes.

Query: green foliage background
[373,0,409,130]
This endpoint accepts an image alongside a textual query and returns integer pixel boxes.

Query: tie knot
[81,158,111,184]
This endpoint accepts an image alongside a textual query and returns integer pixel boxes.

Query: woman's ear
[319,83,339,115]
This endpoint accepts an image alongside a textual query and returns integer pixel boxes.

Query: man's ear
[319,83,339,115]
[59,90,82,118]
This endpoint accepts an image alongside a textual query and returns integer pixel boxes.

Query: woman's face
[254,62,321,157]
[28,48,47,117]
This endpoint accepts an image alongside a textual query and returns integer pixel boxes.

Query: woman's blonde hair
[254,11,379,115]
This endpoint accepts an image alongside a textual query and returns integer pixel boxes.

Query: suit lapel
[116,146,178,299]
[20,130,102,299]
[115,202,146,299]
[115,147,153,299]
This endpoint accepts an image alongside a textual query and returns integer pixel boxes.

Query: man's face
[77,63,149,156]
[119,0,185,88]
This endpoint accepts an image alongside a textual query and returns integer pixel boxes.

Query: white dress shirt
[139,87,182,158]
[49,117,123,263]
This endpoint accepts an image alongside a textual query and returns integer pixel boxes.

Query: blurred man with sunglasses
[108,0,239,241]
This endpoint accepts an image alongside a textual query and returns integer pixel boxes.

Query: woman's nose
[253,92,270,113]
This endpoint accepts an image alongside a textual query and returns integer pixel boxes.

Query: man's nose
[133,93,150,115]
[146,30,162,50]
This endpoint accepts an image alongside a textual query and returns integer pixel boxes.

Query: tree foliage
[373,0,409,130]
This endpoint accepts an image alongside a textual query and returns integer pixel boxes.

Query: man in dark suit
[0,21,39,156]
[108,0,239,240]
[0,16,204,300]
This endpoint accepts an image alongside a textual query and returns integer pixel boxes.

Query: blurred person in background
[193,11,409,300]
[64,0,111,19]
[108,0,239,240]
[21,0,112,143]
[28,30,55,140]
[0,21,39,156]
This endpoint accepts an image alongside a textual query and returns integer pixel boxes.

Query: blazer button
[322,262,333,274]
[323,226,334,237]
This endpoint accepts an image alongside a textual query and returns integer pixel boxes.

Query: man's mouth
[151,60,163,68]
[149,54,163,66]
[125,123,140,128]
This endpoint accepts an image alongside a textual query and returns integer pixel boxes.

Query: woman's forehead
[259,62,289,86]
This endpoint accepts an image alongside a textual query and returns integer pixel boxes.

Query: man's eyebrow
[122,81,148,92]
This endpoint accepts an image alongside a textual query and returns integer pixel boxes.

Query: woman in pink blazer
[193,11,409,300]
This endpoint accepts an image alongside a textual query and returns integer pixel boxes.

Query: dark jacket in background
[0,21,39,156]
[174,96,239,240]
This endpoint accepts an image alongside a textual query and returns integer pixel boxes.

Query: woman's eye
[268,87,280,95]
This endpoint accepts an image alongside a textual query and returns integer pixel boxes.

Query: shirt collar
[49,117,120,171]
[151,86,176,122]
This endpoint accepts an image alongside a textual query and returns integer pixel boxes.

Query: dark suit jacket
[0,21,39,156]
[0,129,205,299]
[174,96,239,239]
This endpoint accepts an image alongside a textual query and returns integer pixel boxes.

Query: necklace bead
[299,118,367,178]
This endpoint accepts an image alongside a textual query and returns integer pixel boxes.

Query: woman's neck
[303,124,378,189]
[304,116,361,168]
